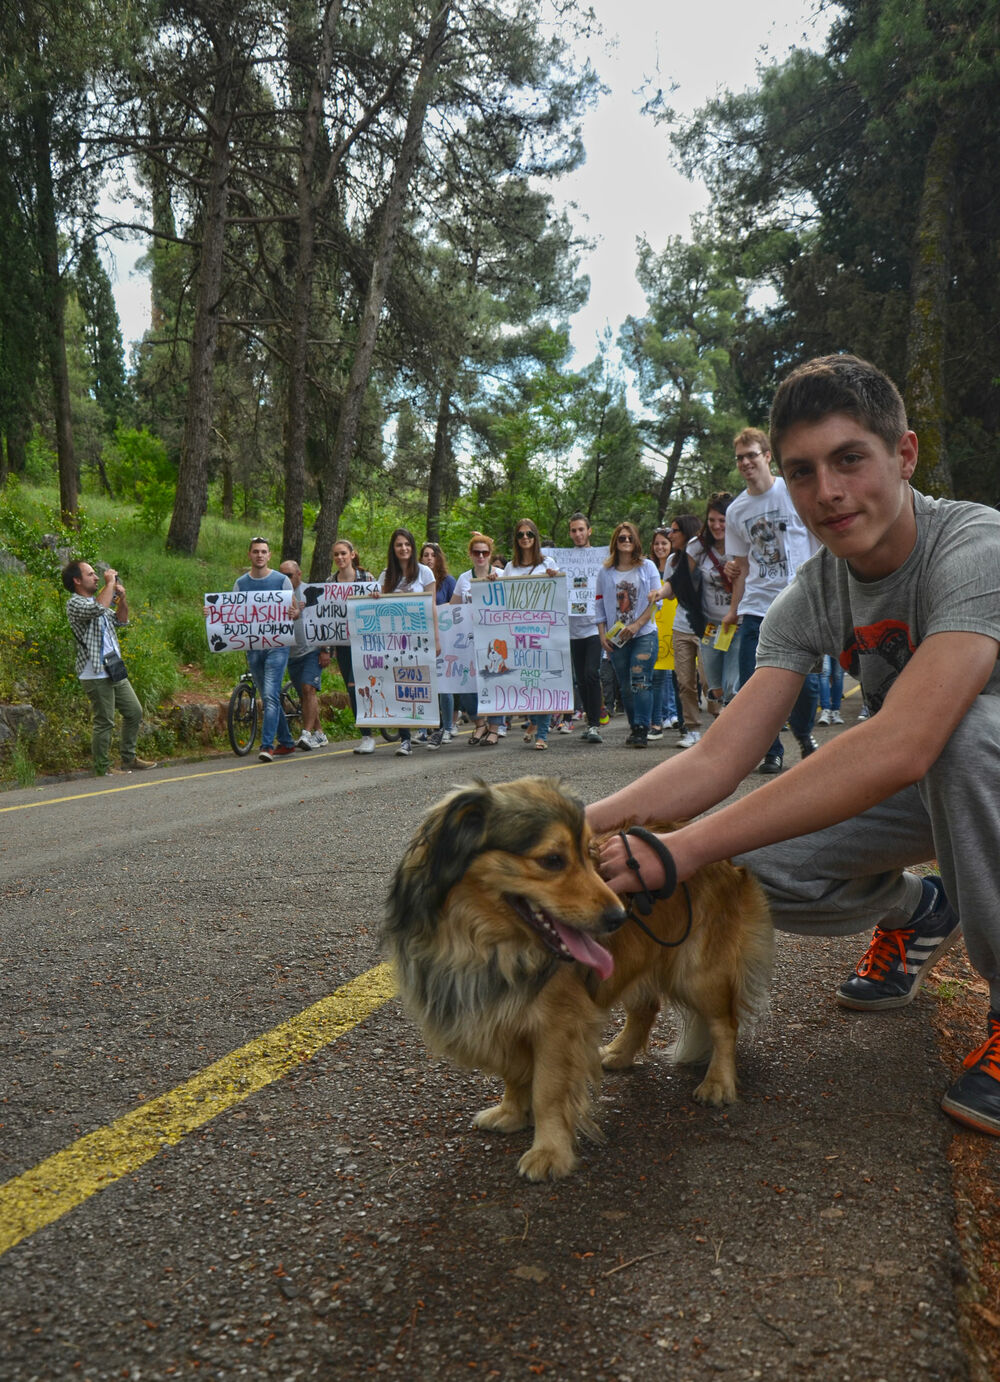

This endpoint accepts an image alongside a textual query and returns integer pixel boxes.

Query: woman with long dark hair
[378,528,437,757]
[595,521,661,749]
[503,518,558,750]
[692,492,741,721]
[658,513,702,747]
[330,537,376,755]
[420,541,457,748]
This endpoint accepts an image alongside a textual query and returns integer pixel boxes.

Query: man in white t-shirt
[726,427,820,773]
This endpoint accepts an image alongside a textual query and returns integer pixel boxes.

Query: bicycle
[227,664,303,756]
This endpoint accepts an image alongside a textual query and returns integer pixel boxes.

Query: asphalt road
[0,713,972,1381]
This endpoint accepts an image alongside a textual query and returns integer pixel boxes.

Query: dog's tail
[669,914,774,1066]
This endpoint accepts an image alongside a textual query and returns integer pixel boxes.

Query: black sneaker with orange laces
[836,876,961,1011]
[941,1012,1000,1136]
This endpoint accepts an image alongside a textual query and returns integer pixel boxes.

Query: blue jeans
[650,668,678,727]
[247,647,293,749]
[438,692,454,732]
[699,623,742,709]
[819,654,844,710]
[609,631,656,731]
[738,616,818,758]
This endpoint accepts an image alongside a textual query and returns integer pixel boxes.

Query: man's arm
[597,631,1000,893]
[724,556,747,626]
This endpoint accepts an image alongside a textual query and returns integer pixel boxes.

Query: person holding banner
[421,543,457,749]
[378,528,438,758]
[451,532,503,745]
[235,538,296,762]
[504,518,559,750]
[329,539,377,754]
[596,522,661,750]
[279,559,329,749]
[660,514,704,748]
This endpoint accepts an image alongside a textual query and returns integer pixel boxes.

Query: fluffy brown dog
[383,777,772,1181]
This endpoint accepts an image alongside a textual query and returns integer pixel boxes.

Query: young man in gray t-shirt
[589,354,1000,1139]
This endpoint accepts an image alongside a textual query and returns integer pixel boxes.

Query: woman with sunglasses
[330,537,377,755]
[595,522,661,749]
[452,532,503,745]
[504,518,558,749]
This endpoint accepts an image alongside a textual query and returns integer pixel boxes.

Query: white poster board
[204,589,296,653]
[436,603,477,699]
[347,591,439,728]
[298,581,381,646]
[469,575,572,716]
[541,545,609,618]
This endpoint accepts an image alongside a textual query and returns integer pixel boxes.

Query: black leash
[618,826,693,948]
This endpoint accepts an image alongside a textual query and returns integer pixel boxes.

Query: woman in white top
[503,518,558,749]
[595,520,660,750]
[690,492,741,722]
[452,531,503,745]
[377,527,437,757]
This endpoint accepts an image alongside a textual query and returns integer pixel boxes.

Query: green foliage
[24,431,57,484]
[103,425,177,533]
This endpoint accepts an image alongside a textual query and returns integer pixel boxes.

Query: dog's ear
[420,784,492,902]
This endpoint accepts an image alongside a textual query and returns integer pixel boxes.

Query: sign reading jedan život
[346,591,439,728]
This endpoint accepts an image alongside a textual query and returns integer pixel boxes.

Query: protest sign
[436,603,477,696]
[541,545,609,618]
[204,589,296,653]
[298,581,381,646]
[469,575,572,715]
[347,591,439,728]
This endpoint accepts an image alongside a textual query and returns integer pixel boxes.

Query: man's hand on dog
[598,830,670,895]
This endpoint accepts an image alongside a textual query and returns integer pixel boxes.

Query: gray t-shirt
[756,489,1000,714]
[726,477,819,618]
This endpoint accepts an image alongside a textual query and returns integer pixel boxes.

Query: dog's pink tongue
[553,922,614,980]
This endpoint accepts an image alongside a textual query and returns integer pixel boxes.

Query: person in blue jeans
[817,653,845,725]
[233,538,297,762]
[596,521,661,749]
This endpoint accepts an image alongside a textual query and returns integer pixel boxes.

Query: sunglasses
[616,534,635,543]
[516,531,534,539]
[471,548,490,557]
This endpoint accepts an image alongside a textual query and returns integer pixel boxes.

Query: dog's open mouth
[506,895,614,980]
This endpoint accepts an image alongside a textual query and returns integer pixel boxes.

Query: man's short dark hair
[568,512,590,526]
[61,561,83,593]
[249,537,269,548]
[770,354,908,461]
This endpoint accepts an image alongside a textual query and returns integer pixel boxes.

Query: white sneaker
[831,710,844,725]
[297,732,314,750]
[442,729,453,743]
[676,730,701,749]
[312,729,329,746]
[353,736,375,754]
[816,709,831,726]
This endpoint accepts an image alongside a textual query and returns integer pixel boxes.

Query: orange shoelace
[855,925,913,979]
[962,1020,1000,1079]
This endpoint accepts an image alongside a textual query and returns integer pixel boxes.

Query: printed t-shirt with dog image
[595,559,661,640]
[725,477,818,619]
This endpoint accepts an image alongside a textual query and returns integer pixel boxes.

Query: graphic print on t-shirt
[615,577,640,620]
[742,510,792,581]
[839,619,916,714]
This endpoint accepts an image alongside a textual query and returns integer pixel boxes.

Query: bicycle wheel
[228,682,258,756]
[281,679,302,734]
[379,727,400,742]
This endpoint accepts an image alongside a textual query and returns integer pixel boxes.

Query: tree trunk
[310,2,453,579]
[165,30,238,555]
[425,379,454,542]
[906,116,956,498]
[655,403,691,524]
[31,90,76,524]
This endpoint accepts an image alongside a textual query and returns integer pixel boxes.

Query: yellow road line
[0,964,396,1259]
[0,740,380,813]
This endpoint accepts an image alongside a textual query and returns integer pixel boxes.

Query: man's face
[75,563,99,596]
[734,442,773,492]
[279,560,301,587]
[568,519,591,547]
[779,412,918,581]
[249,542,270,573]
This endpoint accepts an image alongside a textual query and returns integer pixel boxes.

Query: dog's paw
[692,1073,738,1106]
[517,1142,578,1181]
[599,1042,637,1070]
[474,1103,530,1134]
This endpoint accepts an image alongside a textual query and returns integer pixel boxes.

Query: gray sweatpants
[735,696,1000,1010]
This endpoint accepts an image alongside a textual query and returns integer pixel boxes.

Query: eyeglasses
[735,449,763,462]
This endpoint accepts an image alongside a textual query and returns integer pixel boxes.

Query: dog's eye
[538,853,566,872]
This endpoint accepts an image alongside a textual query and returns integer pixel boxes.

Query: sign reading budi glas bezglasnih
[204,589,296,653]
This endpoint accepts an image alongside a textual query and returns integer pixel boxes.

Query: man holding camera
[63,561,156,776]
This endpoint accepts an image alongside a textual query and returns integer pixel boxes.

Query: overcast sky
[107,1,830,355]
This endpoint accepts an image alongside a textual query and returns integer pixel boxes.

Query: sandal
[533,738,548,751]
[469,723,489,746]
[483,729,500,746]
[523,723,536,743]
